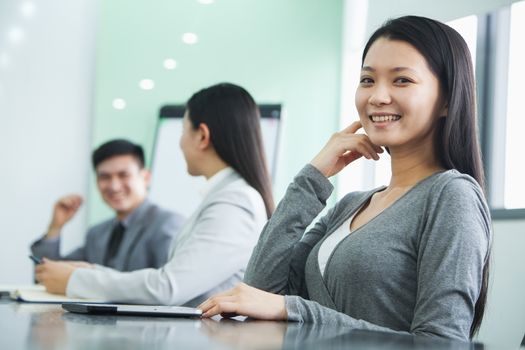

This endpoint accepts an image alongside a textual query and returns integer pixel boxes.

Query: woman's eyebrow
[361,66,418,73]
[391,66,417,73]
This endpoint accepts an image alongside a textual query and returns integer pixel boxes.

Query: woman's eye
[394,77,412,84]
[360,77,374,84]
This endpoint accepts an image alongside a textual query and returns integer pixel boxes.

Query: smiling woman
[198,16,492,342]
[356,38,446,152]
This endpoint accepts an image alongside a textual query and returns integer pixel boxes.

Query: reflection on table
[0,300,487,350]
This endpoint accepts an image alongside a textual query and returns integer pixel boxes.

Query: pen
[29,255,42,264]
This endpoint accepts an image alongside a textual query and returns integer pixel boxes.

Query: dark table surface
[0,299,504,350]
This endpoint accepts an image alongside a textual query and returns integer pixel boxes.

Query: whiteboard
[149,105,281,217]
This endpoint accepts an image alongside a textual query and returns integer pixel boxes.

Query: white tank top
[318,212,356,277]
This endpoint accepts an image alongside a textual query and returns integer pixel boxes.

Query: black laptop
[62,303,202,318]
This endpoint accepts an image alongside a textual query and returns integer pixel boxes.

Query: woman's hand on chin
[310,121,383,178]
[198,283,287,320]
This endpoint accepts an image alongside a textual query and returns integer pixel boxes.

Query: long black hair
[186,82,274,218]
[362,16,488,338]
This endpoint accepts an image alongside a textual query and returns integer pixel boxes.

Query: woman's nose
[368,84,392,106]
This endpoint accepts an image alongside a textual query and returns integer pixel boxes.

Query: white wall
[365,0,518,34]
[476,219,525,348]
[0,0,97,283]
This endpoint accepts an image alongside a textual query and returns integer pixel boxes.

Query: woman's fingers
[203,301,239,318]
[361,141,381,160]
[354,143,374,160]
[341,151,363,166]
[312,120,386,177]
[200,295,238,317]
[198,299,215,313]
[342,121,362,134]
[199,294,236,313]
[373,144,384,153]
[342,121,383,155]
[341,134,380,160]
[199,282,251,310]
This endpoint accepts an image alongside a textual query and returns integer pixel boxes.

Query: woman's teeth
[370,115,401,122]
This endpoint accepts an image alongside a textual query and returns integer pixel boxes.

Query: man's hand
[35,258,77,295]
[46,195,83,238]
[65,261,95,269]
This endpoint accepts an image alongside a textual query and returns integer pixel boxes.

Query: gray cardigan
[245,164,491,341]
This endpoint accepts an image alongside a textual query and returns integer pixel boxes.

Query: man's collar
[118,199,149,227]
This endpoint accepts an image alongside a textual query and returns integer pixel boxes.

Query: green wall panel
[89,0,343,223]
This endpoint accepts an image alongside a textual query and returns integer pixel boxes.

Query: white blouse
[66,168,267,306]
[318,212,356,277]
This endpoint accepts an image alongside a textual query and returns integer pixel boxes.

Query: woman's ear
[197,123,211,150]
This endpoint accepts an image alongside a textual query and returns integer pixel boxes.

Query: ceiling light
[182,32,198,45]
[197,0,215,4]
[112,98,126,110]
[139,79,155,90]
[20,2,37,18]
[163,58,177,70]
[7,27,24,44]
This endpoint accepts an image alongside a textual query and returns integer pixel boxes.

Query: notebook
[62,303,202,318]
[7,286,107,304]
[0,284,45,297]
